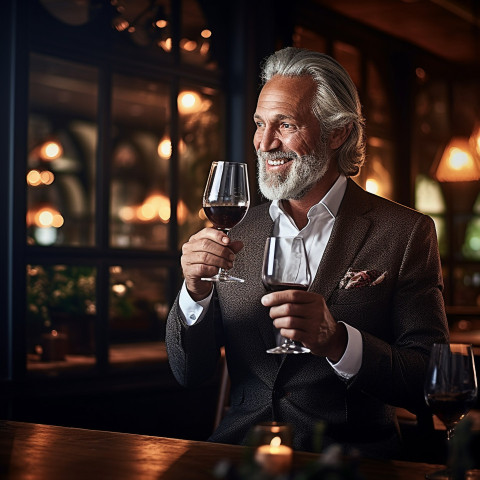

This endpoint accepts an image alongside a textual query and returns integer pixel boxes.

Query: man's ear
[329,123,353,150]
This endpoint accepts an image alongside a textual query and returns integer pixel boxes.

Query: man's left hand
[261,290,347,362]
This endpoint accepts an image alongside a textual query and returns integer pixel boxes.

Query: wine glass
[262,236,311,354]
[424,343,478,479]
[201,161,250,282]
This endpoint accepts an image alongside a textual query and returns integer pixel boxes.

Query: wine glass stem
[446,427,455,441]
[219,229,229,275]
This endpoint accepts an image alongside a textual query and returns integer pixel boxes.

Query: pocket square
[339,268,387,289]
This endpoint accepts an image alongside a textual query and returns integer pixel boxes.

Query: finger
[272,314,309,332]
[182,250,234,272]
[277,327,307,342]
[268,302,306,320]
[261,290,313,307]
[188,227,230,245]
[183,237,236,263]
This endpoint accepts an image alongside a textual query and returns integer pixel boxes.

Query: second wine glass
[202,161,250,282]
[424,343,478,479]
[262,236,311,354]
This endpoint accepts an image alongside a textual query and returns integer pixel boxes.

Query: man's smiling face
[253,75,330,201]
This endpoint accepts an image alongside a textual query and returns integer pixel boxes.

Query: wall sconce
[433,136,480,182]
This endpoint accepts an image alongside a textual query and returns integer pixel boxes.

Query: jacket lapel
[311,179,373,302]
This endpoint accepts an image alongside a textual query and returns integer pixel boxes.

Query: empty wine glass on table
[262,236,311,354]
[201,161,250,282]
[424,343,478,479]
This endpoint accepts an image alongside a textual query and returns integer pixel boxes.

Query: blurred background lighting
[365,178,380,194]
[27,206,64,228]
[180,38,197,51]
[39,140,63,161]
[434,137,480,182]
[178,91,202,114]
[157,137,172,159]
[27,169,42,186]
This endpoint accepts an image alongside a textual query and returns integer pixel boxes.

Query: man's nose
[258,127,281,151]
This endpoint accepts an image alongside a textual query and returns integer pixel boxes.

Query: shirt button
[189,313,196,321]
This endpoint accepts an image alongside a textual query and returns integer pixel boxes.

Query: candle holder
[40,329,68,361]
[250,422,293,476]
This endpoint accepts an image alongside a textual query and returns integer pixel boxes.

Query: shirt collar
[269,174,347,221]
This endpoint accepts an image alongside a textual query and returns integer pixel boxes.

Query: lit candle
[254,436,293,475]
[41,329,68,361]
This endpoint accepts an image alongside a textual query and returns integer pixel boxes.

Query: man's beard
[256,142,330,201]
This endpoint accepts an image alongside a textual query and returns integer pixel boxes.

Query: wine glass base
[267,343,310,354]
[201,274,245,283]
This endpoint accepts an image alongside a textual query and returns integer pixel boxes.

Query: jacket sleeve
[349,214,449,413]
[166,290,224,388]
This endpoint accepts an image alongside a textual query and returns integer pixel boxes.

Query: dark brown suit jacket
[166,179,449,457]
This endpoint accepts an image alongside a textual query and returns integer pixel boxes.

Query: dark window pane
[110,75,171,249]
[181,0,217,69]
[26,265,97,375]
[178,84,225,247]
[27,54,98,246]
[109,266,169,369]
[112,0,172,53]
[333,41,361,89]
[366,61,391,129]
[453,265,480,306]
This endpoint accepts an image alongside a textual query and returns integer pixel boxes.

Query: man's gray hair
[260,47,366,177]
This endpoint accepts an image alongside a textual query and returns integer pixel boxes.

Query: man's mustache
[256,150,298,161]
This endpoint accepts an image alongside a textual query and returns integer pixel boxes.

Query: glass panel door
[27,54,98,247]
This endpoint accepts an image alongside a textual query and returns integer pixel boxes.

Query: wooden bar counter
[0,420,447,480]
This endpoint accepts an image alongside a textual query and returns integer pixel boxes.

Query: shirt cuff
[327,322,363,379]
[179,282,213,326]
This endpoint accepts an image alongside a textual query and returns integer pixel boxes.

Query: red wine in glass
[201,162,249,282]
[262,237,311,354]
[203,205,248,233]
[426,391,476,430]
[264,283,308,293]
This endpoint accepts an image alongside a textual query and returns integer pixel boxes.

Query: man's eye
[281,123,292,129]
[255,121,264,128]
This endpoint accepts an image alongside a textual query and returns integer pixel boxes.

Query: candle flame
[270,436,281,448]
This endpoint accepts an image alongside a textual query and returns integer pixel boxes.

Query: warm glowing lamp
[39,140,63,161]
[365,178,380,195]
[157,137,172,159]
[178,91,202,114]
[27,206,64,228]
[434,137,480,182]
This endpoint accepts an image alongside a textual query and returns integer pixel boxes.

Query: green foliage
[26,264,96,328]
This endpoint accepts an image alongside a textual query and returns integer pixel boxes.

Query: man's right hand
[181,228,244,301]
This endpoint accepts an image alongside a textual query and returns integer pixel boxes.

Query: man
[166,47,449,458]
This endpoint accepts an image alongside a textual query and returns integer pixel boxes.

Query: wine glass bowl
[201,161,250,282]
[262,236,311,354]
[424,343,478,479]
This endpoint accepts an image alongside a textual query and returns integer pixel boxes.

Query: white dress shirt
[179,174,362,379]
